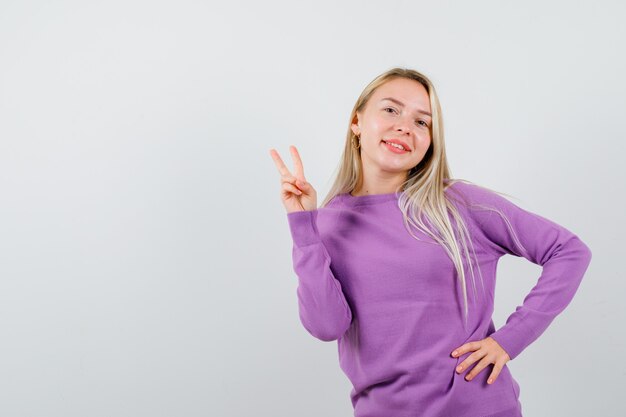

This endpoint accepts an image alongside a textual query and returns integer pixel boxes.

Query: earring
[352,134,361,149]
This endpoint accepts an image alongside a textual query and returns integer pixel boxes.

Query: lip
[381,138,411,152]
[381,140,410,154]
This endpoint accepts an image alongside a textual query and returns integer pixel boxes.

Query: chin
[377,164,413,174]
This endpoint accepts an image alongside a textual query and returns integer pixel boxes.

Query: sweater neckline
[334,179,457,207]
[336,191,403,206]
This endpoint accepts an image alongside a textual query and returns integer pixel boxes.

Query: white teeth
[384,141,406,151]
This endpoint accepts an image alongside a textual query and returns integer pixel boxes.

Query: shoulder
[323,193,344,208]
[444,179,525,256]
[444,179,521,229]
[310,197,346,233]
[444,178,502,206]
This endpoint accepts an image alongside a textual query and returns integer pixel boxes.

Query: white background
[0,1,623,416]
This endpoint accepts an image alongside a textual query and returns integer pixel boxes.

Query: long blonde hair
[320,67,527,327]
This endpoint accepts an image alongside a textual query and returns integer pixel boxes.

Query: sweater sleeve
[286,209,353,342]
[463,184,593,360]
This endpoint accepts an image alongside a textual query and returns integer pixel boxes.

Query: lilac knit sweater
[286,180,592,417]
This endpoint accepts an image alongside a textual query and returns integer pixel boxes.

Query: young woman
[269,67,592,417]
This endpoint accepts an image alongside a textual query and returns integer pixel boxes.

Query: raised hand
[269,145,317,213]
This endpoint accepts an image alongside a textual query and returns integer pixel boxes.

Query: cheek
[366,119,385,133]
[420,134,432,150]
[413,137,432,159]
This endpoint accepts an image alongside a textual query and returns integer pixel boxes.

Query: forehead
[371,78,431,111]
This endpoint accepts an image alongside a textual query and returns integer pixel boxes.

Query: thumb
[296,179,308,189]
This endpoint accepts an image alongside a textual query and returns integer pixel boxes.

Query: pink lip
[381,138,411,152]
[381,140,410,154]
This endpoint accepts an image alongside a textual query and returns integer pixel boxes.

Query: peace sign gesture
[269,145,317,213]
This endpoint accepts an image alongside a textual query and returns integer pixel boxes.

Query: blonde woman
[269,67,592,417]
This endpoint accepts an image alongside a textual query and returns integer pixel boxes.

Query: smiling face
[351,77,432,178]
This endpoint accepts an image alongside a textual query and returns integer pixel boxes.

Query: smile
[381,140,410,153]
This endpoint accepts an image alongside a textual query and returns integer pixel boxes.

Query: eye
[383,107,397,114]
[416,120,429,127]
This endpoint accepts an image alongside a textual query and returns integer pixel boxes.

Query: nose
[394,116,413,135]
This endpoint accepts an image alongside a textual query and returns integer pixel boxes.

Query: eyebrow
[380,97,432,117]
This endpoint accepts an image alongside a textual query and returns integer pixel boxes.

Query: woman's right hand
[269,145,317,213]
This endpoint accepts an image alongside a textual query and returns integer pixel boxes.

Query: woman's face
[351,77,432,175]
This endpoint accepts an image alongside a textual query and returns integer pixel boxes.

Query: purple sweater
[286,180,592,417]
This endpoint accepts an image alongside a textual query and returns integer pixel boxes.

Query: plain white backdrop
[0,1,624,416]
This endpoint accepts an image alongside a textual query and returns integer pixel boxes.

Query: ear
[350,112,361,136]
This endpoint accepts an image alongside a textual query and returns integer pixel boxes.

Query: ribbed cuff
[489,318,537,361]
[287,210,322,247]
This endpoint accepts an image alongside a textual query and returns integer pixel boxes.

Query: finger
[282,181,302,196]
[289,145,306,180]
[451,340,479,357]
[487,362,503,385]
[281,175,310,196]
[295,178,309,191]
[281,174,300,187]
[451,346,464,357]
[465,356,492,381]
[456,350,485,374]
[269,148,293,178]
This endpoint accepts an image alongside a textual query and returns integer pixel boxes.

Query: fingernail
[456,366,462,372]
[488,378,493,384]
[452,351,458,356]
